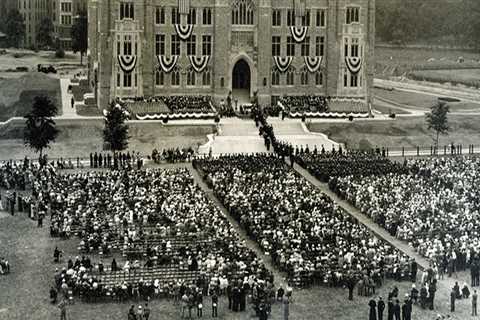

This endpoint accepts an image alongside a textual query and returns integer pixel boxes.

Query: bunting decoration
[189,55,210,73]
[345,56,362,74]
[290,26,308,43]
[117,55,137,73]
[304,56,323,73]
[273,56,293,73]
[157,55,179,73]
[175,24,194,41]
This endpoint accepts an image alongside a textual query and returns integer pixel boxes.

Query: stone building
[88,0,375,109]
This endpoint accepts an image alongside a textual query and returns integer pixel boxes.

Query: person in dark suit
[378,297,385,320]
[368,299,377,320]
[393,299,401,320]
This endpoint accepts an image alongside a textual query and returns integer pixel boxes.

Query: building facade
[53,0,87,49]
[16,0,53,48]
[89,0,375,109]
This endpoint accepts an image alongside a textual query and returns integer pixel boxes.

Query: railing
[364,144,479,158]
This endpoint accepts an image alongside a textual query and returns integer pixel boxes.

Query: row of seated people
[192,154,416,288]
[121,95,214,115]
[295,148,409,182]
[279,95,329,114]
[328,156,480,273]
[151,147,195,164]
[53,254,273,302]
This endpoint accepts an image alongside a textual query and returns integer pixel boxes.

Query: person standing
[450,287,456,312]
[393,300,401,320]
[283,296,290,320]
[369,298,377,320]
[211,292,218,318]
[144,303,150,320]
[473,289,478,316]
[58,299,67,320]
[387,299,394,320]
[378,297,385,320]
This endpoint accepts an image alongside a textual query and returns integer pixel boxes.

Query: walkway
[187,163,287,287]
[292,163,430,270]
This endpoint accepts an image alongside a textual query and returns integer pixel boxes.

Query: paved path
[187,163,287,286]
[292,163,431,270]
[59,78,80,118]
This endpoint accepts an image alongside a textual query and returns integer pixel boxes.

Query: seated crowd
[295,148,408,182]
[39,168,273,301]
[328,156,480,277]
[280,96,329,114]
[121,96,214,115]
[193,154,415,288]
[151,147,195,164]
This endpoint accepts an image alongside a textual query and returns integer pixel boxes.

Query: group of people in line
[151,147,195,164]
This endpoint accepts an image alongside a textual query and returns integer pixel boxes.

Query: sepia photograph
[0,0,479,319]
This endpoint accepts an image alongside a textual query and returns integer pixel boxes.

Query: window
[202,35,212,55]
[316,9,326,27]
[287,9,295,26]
[346,7,359,24]
[232,0,254,25]
[344,71,348,87]
[202,68,211,86]
[301,37,310,57]
[286,36,295,56]
[60,15,71,25]
[123,35,132,55]
[271,69,280,86]
[272,36,281,56]
[272,9,281,27]
[187,8,196,24]
[344,37,349,57]
[120,2,134,20]
[171,68,180,86]
[172,7,180,24]
[155,71,164,86]
[350,73,359,87]
[155,34,165,55]
[202,8,212,25]
[155,7,165,24]
[301,10,310,27]
[286,68,295,85]
[187,35,196,56]
[123,73,132,87]
[315,36,324,56]
[171,35,181,55]
[315,71,323,86]
[187,68,196,86]
[351,38,359,57]
[300,68,309,85]
[117,72,121,87]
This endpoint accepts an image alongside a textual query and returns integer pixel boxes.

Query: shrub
[55,48,65,58]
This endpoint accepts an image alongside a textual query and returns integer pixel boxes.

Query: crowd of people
[39,167,276,303]
[279,95,329,114]
[327,156,480,283]
[295,148,407,182]
[193,154,415,289]
[151,147,195,164]
[163,96,214,114]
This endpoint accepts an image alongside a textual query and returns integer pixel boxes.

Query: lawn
[0,119,214,160]
[0,178,475,320]
[375,46,480,78]
[410,69,480,88]
[0,73,63,122]
[374,88,480,112]
[308,115,480,150]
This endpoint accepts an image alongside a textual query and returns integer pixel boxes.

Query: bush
[55,48,65,58]
[358,138,372,151]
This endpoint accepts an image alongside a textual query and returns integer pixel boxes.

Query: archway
[232,59,251,106]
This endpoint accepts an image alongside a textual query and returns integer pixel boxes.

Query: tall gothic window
[232,0,254,25]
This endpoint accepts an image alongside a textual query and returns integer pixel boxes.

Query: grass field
[0,178,476,320]
[0,73,62,122]
[0,119,214,160]
[410,69,480,88]
[308,115,480,150]
[375,46,480,78]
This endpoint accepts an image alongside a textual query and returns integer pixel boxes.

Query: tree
[24,96,59,159]
[37,17,54,49]
[5,10,25,48]
[71,11,88,65]
[103,102,130,155]
[426,101,450,149]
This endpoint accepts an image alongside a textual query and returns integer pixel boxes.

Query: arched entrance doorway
[232,59,251,105]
